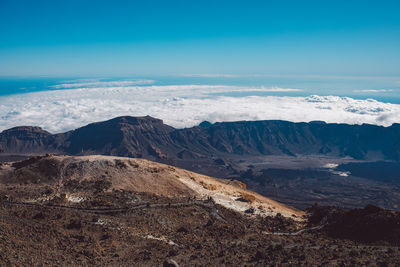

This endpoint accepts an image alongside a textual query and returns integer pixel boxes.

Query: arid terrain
[2,116,400,211]
[0,155,399,266]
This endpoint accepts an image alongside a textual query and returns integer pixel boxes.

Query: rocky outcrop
[307,204,400,245]
[0,126,54,154]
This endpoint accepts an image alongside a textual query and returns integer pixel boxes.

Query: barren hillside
[0,154,303,219]
[1,155,399,266]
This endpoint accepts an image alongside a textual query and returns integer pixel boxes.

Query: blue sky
[1,0,400,77]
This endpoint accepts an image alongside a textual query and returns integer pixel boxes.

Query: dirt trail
[2,198,227,221]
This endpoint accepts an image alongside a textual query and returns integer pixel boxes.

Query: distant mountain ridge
[1,115,400,161]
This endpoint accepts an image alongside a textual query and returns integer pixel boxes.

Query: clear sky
[0,0,399,77]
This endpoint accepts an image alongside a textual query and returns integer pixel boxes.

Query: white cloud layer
[180,74,240,78]
[1,84,400,133]
[50,79,155,89]
[353,89,394,93]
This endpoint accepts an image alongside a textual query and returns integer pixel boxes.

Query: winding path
[1,198,227,222]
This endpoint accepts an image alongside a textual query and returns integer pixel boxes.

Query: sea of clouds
[1,80,400,133]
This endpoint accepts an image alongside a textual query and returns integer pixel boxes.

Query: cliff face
[1,116,400,161]
[174,120,400,160]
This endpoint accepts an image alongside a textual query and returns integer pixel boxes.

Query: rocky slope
[0,155,399,266]
[0,154,302,219]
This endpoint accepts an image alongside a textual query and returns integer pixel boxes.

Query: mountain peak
[106,115,165,126]
[1,126,51,135]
